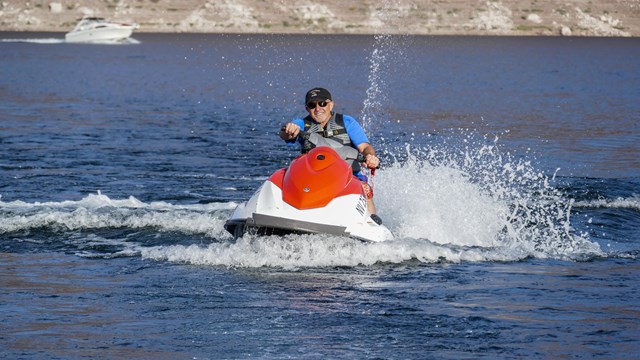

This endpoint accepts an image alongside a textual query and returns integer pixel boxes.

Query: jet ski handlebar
[299,130,368,163]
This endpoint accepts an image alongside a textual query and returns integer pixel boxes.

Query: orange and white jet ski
[224,133,393,242]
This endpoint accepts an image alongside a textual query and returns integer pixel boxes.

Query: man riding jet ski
[224,132,394,242]
[280,87,383,225]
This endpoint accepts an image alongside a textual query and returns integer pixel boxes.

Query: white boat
[65,17,138,43]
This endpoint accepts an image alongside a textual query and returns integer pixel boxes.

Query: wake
[1,133,604,266]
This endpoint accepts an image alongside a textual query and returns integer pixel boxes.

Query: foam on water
[375,136,603,260]
[140,132,603,268]
[0,192,234,239]
[1,37,139,45]
[574,196,640,211]
[1,38,65,44]
[140,234,502,269]
[0,131,605,267]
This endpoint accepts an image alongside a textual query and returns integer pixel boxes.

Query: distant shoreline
[2,31,638,39]
[1,0,638,38]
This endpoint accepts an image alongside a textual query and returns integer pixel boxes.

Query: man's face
[306,100,334,125]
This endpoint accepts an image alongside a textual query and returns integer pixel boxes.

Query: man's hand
[356,143,380,169]
[280,122,301,140]
[364,154,380,169]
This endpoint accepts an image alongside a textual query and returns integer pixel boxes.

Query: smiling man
[279,87,383,225]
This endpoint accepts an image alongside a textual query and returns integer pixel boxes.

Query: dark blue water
[1,33,639,359]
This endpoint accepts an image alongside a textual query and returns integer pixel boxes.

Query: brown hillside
[1,0,638,37]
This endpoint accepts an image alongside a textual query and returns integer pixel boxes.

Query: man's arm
[344,115,379,169]
[357,142,380,169]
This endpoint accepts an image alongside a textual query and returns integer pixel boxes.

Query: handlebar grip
[357,153,380,169]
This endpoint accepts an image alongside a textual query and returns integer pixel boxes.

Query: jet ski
[224,132,394,242]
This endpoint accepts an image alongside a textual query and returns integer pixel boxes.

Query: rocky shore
[1,0,638,37]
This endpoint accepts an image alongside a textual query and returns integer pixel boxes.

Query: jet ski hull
[225,181,393,242]
[225,146,393,242]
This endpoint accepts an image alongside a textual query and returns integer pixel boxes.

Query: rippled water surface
[1,33,639,359]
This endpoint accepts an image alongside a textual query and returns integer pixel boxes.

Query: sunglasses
[306,100,330,109]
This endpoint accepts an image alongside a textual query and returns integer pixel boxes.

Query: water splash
[360,1,407,133]
[376,130,602,260]
[361,34,391,132]
[142,131,603,268]
[1,132,604,266]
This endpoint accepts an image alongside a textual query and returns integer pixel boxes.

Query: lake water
[1,32,639,359]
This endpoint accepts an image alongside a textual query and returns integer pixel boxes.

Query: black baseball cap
[305,88,332,104]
